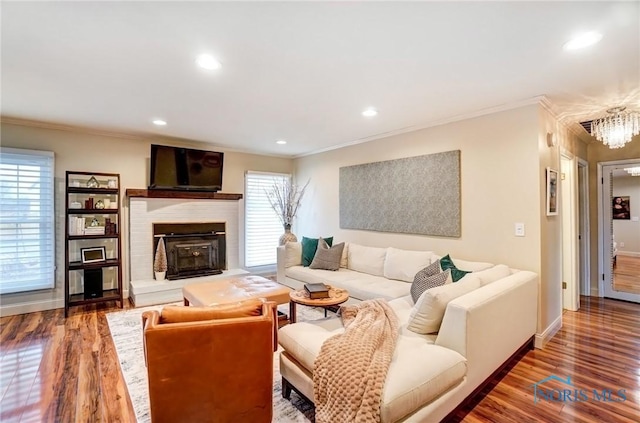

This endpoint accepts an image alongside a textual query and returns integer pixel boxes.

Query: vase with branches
[266,178,309,245]
[153,237,167,280]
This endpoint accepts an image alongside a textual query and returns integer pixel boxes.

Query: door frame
[577,158,590,296]
[598,158,640,301]
[561,150,579,310]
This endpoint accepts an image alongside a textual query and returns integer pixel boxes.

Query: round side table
[289,286,349,323]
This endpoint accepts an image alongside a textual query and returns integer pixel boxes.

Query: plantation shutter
[0,148,55,294]
[245,171,289,267]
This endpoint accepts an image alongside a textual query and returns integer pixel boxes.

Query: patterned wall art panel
[339,150,461,237]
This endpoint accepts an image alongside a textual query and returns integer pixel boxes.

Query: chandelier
[590,107,639,149]
[625,166,640,176]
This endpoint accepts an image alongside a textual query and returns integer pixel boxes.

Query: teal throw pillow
[301,236,334,267]
[439,254,471,282]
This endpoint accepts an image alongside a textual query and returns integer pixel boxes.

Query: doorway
[598,159,640,303]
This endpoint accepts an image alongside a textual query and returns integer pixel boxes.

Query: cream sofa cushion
[472,264,511,286]
[285,266,411,301]
[347,243,387,276]
[284,242,302,268]
[407,274,482,334]
[383,247,434,282]
[278,300,467,423]
[432,255,494,272]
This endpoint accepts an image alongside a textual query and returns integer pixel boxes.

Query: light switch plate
[515,223,525,237]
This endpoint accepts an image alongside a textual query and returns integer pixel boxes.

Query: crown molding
[0,116,292,159]
[295,96,546,158]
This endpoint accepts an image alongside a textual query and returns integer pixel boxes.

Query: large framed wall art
[339,150,461,237]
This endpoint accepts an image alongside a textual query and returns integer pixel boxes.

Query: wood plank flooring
[614,255,640,295]
[0,296,638,422]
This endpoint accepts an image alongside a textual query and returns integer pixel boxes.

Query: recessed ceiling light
[563,31,603,50]
[196,54,222,70]
[362,108,378,117]
[276,140,287,145]
[152,119,167,126]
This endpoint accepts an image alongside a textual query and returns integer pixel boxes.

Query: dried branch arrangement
[266,179,310,227]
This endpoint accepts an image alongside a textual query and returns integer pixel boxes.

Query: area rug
[106,303,325,422]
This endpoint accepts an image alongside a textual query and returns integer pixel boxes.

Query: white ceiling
[2,2,639,157]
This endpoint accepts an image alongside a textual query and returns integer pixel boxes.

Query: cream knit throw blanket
[313,299,399,423]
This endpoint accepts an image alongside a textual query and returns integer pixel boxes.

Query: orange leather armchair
[142,298,278,423]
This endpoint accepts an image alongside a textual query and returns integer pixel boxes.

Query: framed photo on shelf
[80,246,106,263]
[546,167,559,216]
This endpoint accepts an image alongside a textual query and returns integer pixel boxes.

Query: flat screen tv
[149,144,224,192]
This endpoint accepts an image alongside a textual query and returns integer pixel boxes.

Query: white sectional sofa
[276,242,538,422]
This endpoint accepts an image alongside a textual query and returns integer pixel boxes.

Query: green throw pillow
[439,254,471,282]
[301,236,334,267]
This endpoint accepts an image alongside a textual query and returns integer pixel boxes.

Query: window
[0,148,55,294]
[245,171,289,267]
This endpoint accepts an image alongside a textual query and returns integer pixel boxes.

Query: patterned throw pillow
[309,238,345,271]
[410,269,452,303]
[301,236,334,267]
[439,254,471,282]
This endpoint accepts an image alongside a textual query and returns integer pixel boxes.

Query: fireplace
[153,223,226,280]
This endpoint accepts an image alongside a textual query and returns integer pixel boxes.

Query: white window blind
[0,148,55,294]
[245,172,289,267]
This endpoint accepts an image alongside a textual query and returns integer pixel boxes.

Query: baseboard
[534,314,562,349]
[0,298,64,317]
[590,287,600,297]
[617,251,640,257]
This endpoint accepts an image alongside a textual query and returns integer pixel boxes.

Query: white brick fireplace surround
[127,190,248,306]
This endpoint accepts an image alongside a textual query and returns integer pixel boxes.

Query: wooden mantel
[125,189,242,201]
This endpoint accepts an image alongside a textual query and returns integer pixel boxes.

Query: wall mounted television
[149,144,224,192]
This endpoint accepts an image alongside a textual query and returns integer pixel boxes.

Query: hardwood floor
[614,255,640,295]
[1,297,638,422]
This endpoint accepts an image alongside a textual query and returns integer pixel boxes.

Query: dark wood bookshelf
[67,209,119,214]
[64,171,124,317]
[68,258,121,271]
[68,289,121,306]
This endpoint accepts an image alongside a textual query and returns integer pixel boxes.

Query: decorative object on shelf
[84,198,94,209]
[590,106,639,149]
[90,217,100,227]
[80,246,107,264]
[86,175,100,188]
[546,167,558,216]
[103,198,111,208]
[107,179,117,188]
[266,178,310,246]
[624,166,640,176]
[70,180,80,187]
[69,201,82,209]
[95,200,105,209]
[109,200,118,209]
[153,237,168,281]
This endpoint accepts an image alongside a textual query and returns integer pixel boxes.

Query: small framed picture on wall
[612,196,630,220]
[546,168,558,216]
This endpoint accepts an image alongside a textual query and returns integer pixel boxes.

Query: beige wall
[587,136,640,293]
[0,121,293,314]
[293,104,566,337]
